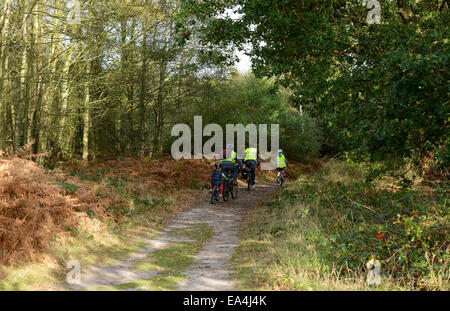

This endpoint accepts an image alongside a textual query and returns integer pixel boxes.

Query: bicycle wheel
[211,188,218,204]
[223,183,229,201]
[247,177,251,191]
[280,173,284,187]
[231,180,238,199]
[215,189,220,201]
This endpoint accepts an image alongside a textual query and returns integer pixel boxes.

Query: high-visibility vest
[276,154,287,168]
[244,148,257,161]
[221,150,237,163]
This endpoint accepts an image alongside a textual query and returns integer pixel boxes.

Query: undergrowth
[0,156,212,290]
[233,160,449,291]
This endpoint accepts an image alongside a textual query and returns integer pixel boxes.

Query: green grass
[0,221,161,291]
[0,264,57,291]
[232,160,449,291]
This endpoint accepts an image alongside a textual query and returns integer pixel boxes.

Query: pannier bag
[242,167,250,179]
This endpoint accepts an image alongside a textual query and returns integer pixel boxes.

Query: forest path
[177,181,278,291]
[67,181,279,291]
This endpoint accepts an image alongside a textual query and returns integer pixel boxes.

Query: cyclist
[210,162,227,198]
[234,145,244,178]
[275,149,287,183]
[244,144,259,186]
[220,144,242,182]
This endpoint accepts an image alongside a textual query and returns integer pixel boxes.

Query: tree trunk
[153,59,166,157]
[39,0,62,155]
[56,38,76,153]
[138,24,149,157]
[15,10,31,151]
[82,62,91,162]
[27,1,41,145]
[0,0,12,149]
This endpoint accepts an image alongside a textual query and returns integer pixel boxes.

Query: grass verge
[232,160,449,291]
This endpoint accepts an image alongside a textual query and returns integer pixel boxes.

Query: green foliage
[53,181,78,195]
[276,161,449,289]
[173,73,323,159]
[179,0,449,174]
[86,209,96,219]
[107,176,129,188]
[132,197,174,215]
[108,205,131,217]
[279,112,323,161]
[233,160,448,290]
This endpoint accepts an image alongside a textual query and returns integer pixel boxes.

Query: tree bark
[82,62,91,162]
[56,38,76,153]
[16,9,31,151]
[0,0,12,149]
[39,0,63,155]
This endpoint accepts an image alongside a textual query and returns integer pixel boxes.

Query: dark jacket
[211,169,223,186]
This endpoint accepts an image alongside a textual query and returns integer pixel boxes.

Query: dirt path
[68,181,278,291]
[178,182,277,291]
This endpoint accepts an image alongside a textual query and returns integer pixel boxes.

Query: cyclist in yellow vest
[220,144,242,182]
[276,149,287,183]
[244,144,259,186]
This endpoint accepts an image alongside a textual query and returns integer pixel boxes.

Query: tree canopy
[178,0,449,174]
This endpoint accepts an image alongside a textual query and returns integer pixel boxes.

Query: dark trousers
[244,160,257,185]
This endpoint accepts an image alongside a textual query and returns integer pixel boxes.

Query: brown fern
[16,139,36,158]
[15,139,48,160]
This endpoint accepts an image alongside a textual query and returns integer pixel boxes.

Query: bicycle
[229,171,238,200]
[241,166,250,191]
[222,168,238,201]
[277,169,285,188]
[222,169,232,201]
[242,166,254,191]
[210,185,220,204]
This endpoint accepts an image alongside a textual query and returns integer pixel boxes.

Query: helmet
[278,149,283,153]
[214,162,221,169]
[227,144,234,149]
